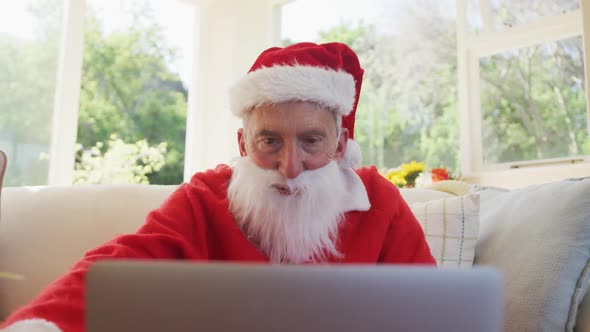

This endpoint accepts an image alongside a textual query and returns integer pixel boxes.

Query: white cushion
[410,194,480,268]
[475,178,590,332]
[399,188,454,204]
[0,184,178,319]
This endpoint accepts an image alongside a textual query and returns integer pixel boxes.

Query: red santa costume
[2,42,435,332]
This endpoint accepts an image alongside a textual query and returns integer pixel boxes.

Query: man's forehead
[253,101,330,113]
[246,103,337,135]
[248,102,335,121]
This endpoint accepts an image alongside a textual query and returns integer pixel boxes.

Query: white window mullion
[270,3,283,45]
[183,3,202,182]
[468,52,484,172]
[269,0,292,45]
[581,0,590,137]
[478,0,492,33]
[48,0,85,186]
[457,0,475,175]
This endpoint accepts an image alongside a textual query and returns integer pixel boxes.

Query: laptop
[86,261,502,332]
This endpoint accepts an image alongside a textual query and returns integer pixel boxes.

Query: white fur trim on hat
[340,139,362,168]
[230,65,356,117]
[2,319,62,332]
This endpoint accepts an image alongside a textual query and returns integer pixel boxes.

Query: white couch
[1,180,589,331]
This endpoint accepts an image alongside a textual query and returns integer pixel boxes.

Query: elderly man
[1,42,435,332]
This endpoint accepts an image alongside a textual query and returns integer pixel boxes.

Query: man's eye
[255,137,281,152]
[303,137,321,145]
[263,137,278,145]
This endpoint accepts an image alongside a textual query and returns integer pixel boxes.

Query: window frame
[43,0,590,186]
[47,0,85,185]
[47,0,202,185]
[46,0,277,186]
[457,0,590,179]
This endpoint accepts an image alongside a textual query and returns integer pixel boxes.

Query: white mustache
[268,166,332,197]
[271,183,303,196]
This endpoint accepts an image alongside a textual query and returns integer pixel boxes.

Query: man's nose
[277,143,305,179]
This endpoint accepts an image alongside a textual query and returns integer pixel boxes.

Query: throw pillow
[474,178,590,332]
[425,180,472,196]
[399,188,454,204]
[409,193,480,268]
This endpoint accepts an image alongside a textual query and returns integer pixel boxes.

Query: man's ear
[334,128,349,160]
[237,128,247,157]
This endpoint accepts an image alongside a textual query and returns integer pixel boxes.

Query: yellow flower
[385,169,408,187]
[385,169,406,179]
[400,161,425,175]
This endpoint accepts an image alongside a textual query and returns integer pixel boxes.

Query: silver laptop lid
[87,261,502,332]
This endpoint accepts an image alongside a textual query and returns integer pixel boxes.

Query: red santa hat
[229,42,364,168]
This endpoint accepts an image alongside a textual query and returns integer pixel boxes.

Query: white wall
[184,0,281,180]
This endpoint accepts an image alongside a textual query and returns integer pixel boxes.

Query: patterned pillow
[409,193,480,268]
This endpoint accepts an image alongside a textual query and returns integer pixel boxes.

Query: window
[280,0,459,173]
[0,0,64,186]
[0,0,199,187]
[74,0,196,184]
[480,37,587,165]
[459,0,588,172]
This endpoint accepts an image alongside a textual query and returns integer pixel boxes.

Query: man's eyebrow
[298,129,328,137]
[254,129,280,137]
[253,129,329,137]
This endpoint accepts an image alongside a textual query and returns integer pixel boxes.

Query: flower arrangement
[383,161,456,188]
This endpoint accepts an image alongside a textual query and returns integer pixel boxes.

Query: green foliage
[290,0,587,172]
[77,7,187,184]
[73,136,166,185]
[0,1,188,185]
[480,37,588,163]
[312,15,460,172]
[0,1,63,186]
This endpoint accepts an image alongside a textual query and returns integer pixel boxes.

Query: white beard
[228,157,349,264]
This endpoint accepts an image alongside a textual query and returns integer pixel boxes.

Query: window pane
[465,0,484,36]
[489,0,579,30]
[0,0,64,186]
[480,36,589,165]
[467,0,580,34]
[75,0,195,185]
[281,0,459,173]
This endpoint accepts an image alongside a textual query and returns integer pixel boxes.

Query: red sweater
[3,165,435,332]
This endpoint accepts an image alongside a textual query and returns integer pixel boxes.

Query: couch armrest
[575,286,590,332]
